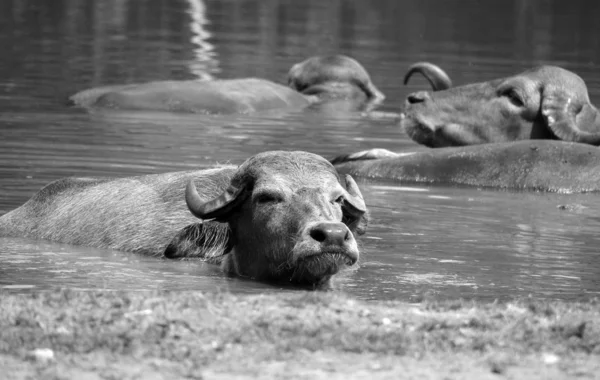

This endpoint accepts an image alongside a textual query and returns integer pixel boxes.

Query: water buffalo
[69,55,384,114]
[332,140,600,193]
[0,151,368,287]
[402,64,600,147]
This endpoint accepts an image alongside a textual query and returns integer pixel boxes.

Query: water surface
[1,0,599,301]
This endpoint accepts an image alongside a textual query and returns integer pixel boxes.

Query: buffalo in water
[402,64,600,147]
[0,151,368,287]
[330,63,600,193]
[333,140,600,193]
[69,55,385,114]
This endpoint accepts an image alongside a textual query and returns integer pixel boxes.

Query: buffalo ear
[541,84,600,145]
[341,175,369,235]
[343,210,369,236]
[164,221,233,262]
[186,180,250,222]
[287,62,306,92]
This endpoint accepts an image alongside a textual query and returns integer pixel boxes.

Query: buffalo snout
[309,222,351,246]
[305,222,358,263]
[290,221,360,287]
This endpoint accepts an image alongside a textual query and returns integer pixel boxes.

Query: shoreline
[1,289,599,379]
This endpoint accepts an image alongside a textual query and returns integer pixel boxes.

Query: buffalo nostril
[407,91,430,104]
[310,228,327,243]
[309,223,351,246]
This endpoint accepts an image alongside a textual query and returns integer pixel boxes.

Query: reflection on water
[1,0,600,301]
[350,183,600,301]
[185,0,219,79]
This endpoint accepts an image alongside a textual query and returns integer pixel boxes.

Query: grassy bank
[1,290,599,379]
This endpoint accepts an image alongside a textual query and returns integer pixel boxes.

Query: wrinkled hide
[69,55,383,115]
[0,168,235,256]
[402,65,600,147]
[0,151,369,287]
[333,140,600,193]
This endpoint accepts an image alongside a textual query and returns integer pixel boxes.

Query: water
[1,0,599,301]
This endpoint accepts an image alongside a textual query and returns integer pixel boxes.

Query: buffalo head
[287,55,385,109]
[173,151,368,288]
[402,64,600,147]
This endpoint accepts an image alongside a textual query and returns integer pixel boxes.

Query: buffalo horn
[541,85,600,145]
[403,62,452,91]
[185,180,246,221]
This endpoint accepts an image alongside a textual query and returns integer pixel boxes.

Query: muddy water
[1,0,600,301]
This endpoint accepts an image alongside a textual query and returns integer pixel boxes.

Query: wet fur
[163,222,232,262]
[0,167,236,256]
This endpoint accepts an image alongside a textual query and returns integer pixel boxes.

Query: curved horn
[185,180,247,221]
[404,62,452,91]
[541,85,600,145]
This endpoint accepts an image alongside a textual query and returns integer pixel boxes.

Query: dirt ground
[1,290,599,380]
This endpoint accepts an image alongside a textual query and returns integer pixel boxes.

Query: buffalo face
[402,65,600,147]
[184,151,368,287]
[287,55,385,110]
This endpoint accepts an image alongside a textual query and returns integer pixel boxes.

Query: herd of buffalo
[2,54,600,288]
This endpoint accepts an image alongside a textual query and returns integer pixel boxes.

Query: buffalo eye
[254,191,284,204]
[502,88,524,107]
[333,195,344,205]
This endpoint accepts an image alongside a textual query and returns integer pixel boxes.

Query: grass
[1,290,599,379]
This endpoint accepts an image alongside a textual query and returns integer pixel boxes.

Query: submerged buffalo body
[402,65,600,147]
[333,140,600,193]
[0,151,368,286]
[69,55,384,115]
[70,79,309,115]
[335,63,600,192]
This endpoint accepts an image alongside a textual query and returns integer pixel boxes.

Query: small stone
[369,361,382,370]
[542,352,560,364]
[381,317,391,325]
[486,352,513,374]
[55,326,70,335]
[124,309,153,318]
[27,348,55,364]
